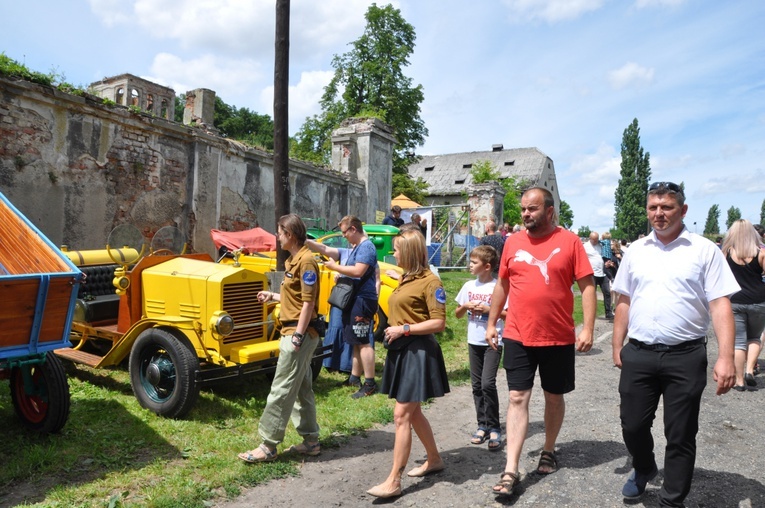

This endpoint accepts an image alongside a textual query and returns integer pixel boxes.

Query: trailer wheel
[373,308,388,343]
[129,328,199,419]
[311,357,322,381]
[10,352,70,433]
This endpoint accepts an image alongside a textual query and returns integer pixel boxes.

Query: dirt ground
[217,319,765,508]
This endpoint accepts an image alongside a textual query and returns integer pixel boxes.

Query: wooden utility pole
[273,0,290,269]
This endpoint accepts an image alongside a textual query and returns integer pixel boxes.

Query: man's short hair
[411,213,421,221]
[399,222,420,233]
[524,186,555,208]
[647,181,685,206]
[470,245,499,271]
[391,205,402,214]
[485,221,497,234]
[338,215,363,233]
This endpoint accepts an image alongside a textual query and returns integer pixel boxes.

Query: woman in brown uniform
[367,230,450,498]
[238,214,322,462]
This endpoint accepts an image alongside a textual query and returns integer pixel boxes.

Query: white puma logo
[513,248,561,284]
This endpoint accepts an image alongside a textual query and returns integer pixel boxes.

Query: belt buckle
[653,344,671,352]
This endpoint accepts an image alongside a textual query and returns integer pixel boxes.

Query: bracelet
[291,332,305,347]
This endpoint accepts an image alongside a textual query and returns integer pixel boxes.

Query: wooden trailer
[0,190,82,432]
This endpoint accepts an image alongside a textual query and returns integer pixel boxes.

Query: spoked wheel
[129,328,199,419]
[10,352,71,433]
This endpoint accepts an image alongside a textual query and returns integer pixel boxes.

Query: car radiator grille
[222,280,267,345]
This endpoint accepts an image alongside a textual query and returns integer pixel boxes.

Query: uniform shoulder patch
[435,287,447,304]
[302,270,317,286]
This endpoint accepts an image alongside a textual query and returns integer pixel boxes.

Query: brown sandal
[537,449,558,474]
[492,471,520,495]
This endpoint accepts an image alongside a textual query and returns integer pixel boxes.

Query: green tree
[291,3,427,196]
[392,173,429,205]
[725,205,742,230]
[577,225,592,238]
[614,118,651,240]
[174,95,185,122]
[760,198,765,227]
[558,200,574,230]
[214,97,274,149]
[469,160,522,226]
[703,204,720,235]
[174,94,274,149]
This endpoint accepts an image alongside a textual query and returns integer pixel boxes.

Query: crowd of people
[238,185,765,507]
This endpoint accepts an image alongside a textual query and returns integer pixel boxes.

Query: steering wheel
[151,248,175,256]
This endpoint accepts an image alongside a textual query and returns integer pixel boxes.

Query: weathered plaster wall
[0,77,380,256]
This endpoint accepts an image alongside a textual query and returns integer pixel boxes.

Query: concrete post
[331,118,396,224]
[466,182,506,235]
[183,88,216,128]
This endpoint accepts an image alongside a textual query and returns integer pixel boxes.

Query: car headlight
[211,312,234,336]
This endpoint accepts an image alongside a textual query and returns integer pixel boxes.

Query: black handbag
[327,255,375,310]
[327,276,356,310]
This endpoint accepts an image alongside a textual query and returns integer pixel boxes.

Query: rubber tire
[373,308,388,343]
[129,328,200,419]
[10,352,71,433]
[311,357,322,381]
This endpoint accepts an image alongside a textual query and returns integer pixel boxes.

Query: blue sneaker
[622,465,658,498]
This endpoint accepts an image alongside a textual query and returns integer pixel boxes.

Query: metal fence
[401,203,476,271]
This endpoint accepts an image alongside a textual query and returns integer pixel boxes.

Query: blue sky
[2,0,764,235]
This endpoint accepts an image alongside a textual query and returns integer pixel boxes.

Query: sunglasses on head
[648,181,683,194]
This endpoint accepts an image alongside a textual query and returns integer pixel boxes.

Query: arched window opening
[146,94,154,113]
[130,88,140,107]
[115,87,124,105]
[160,99,169,119]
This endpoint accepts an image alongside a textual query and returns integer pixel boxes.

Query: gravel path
[218,319,765,508]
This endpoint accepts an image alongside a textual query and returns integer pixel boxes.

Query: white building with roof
[408,144,559,211]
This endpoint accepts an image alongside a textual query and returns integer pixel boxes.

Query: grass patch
[0,270,588,507]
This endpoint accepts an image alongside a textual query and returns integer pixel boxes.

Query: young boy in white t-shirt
[455,245,507,451]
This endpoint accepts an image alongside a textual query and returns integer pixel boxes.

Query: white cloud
[260,70,334,133]
[720,143,746,159]
[90,0,378,64]
[148,53,263,103]
[87,0,131,26]
[697,169,765,196]
[608,62,655,90]
[634,0,686,8]
[568,143,621,184]
[501,0,605,23]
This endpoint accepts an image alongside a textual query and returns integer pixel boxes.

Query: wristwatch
[403,324,410,336]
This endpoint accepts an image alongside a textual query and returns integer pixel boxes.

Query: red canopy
[210,227,276,253]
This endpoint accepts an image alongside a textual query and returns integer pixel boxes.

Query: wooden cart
[0,191,82,432]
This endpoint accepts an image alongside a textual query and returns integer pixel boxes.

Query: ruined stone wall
[0,77,369,256]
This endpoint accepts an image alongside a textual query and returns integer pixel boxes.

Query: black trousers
[468,344,502,431]
[619,340,707,507]
[594,275,612,316]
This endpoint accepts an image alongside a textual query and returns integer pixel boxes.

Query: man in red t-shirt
[486,187,596,496]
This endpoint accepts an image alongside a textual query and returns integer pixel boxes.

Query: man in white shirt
[611,182,738,507]
[584,232,613,320]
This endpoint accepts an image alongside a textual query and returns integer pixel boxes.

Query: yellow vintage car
[56,225,335,419]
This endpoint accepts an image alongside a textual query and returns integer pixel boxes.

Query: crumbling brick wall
[0,77,373,255]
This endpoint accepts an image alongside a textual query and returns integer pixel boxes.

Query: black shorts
[342,296,378,346]
[502,339,575,394]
